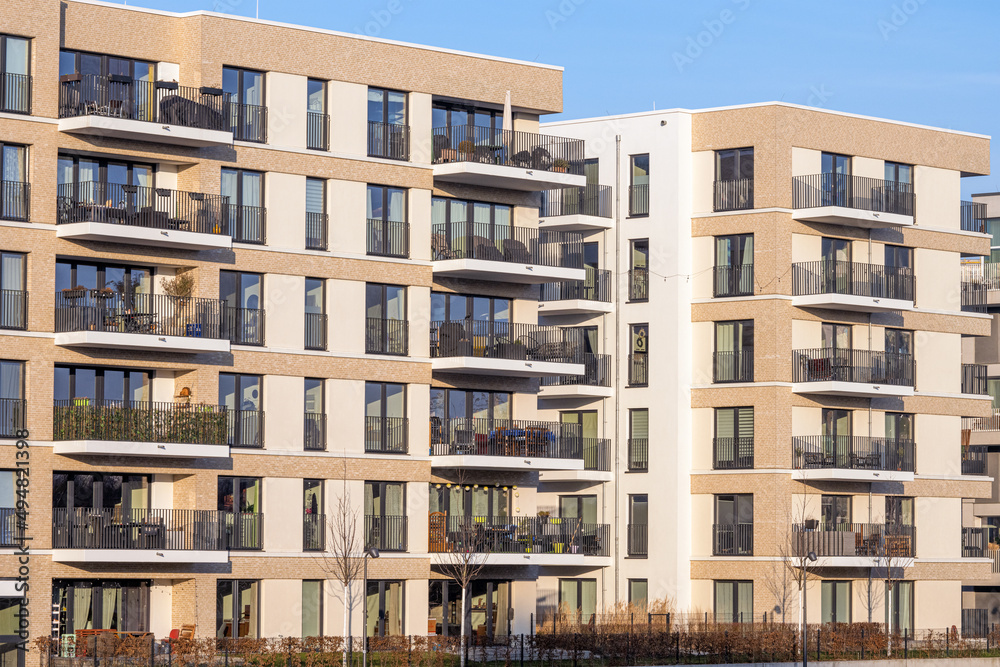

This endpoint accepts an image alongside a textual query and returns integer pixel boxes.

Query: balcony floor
[433,357,584,378]
[791,381,914,397]
[538,384,614,399]
[430,454,584,472]
[57,221,233,250]
[54,439,230,459]
[538,213,613,232]
[812,556,915,568]
[792,468,915,482]
[539,469,614,482]
[538,299,614,316]
[431,552,611,567]
[792,294,914,313]
[792,206,913,228]
[55,330,231,354]
[433,259,585,284]
[432,162,586,191]
[58,115,234,147]
[52,548,230,564]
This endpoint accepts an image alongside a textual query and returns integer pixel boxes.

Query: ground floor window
[0,597,25,667]
[216,580,259,638]
[302,580,323,638]
[53,580,149,636]
[628,579,648,608]
[886,581,913,634]
[559,579,597,625]
[821,581,851,624]
[714,580,752,623]
[428,580,510,638]
[366,580,404,637]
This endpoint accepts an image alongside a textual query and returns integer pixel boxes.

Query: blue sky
[121,0,998,195]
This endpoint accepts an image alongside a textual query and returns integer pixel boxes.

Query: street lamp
[802,550,818,667]
[362,548,380,667]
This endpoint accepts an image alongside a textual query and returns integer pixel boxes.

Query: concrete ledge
[57,221,233,250]
[55,330,231,353]
[54,439,230,459]
[538,299,615,316]
[52,549,230,564]
[431,552,611,567]
[538,384,614,399]
[58,115,233,148]
[433,357,584,378]
[792,294,914,313]
[539,469,614,482]
[432,258,586,284]
[792,381,914,397]
[430,454,584,472]
[538,213,613,232]
[792,205,913,228]
[432,161,585,191]
[792,469,914,482]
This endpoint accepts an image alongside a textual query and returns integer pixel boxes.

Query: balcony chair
[472,236,504,262]
[430,233,456,260]
[502,238,532,264]
[437,321,471,357]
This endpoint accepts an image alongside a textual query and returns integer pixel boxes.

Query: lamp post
[362,548,380,667]
[802,550,817,667]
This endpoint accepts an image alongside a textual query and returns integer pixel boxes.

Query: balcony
[228,204,266,245]
[429,417,585,471]
[223,306,265,346]
[627,524,648,558]
[303,513,325,551]
[0,508,20,547]
[365,515,408,552]
[231,102,267,143]
[430,321,584,377]
[228,409,264,449]
[366,317,408,356]
[0,180,29,222]
[627,438,648,471]
[792,174,914,228]
[365,415,408,454]
[713,178,754,212]
[791,435,915,482]
[52,508,257,563]
[0,398,26,439]
[629,353,648,387]
[0,290,27,330]
[538,269,613,316]
[367,219,409,259]
[791,523,915,566]
[305,212,328,250]
[713,265,754,298]
[792,348,914,397]
[52,400,229,458]
[712,523,753,556]
[55,183,232,250]
[962,200,988,234]
[963,445,988,476]
[540,438,613,482]
[0,72,30,114]
[629,268,648,301]
[58,75,234,147]
[713,437,754,470]
[538,185,613,231]
[368,121,409,161]
[792,261,914,312]
[431,222,585,283]
[713,349,754,383]
[303,412,326,451]
[539,353,612,399]
[963,364,988,396]
[429,514,610,566]
[963,527,989,558]
[54,292,230,353]
[304,312,327,351]
[628,184,649,217]
[306,112,329,151]
[431,126,585,191]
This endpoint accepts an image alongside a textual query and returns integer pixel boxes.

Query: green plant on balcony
[552,158,569,173]
[52,402,227,444]
[458,139,475,159]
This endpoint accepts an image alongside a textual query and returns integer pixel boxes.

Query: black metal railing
[627,523,648,557]
[223,306,265,346]
[0,398,26,439]
[430,320,583,363]
[629,353,648,386]
[428,514,609,556]
[0,507,20,547]
[365,515,408,552]
[792,173,914,216]
[305,212,328,250]
[963,364,988,395]
[52,400,228,444]
[0,180,29,222]
[58,75,231,132]
[540,353,612,388]
[56,182,230,236]
[628,438,648,471]
[430,417,583,459]
[366,317,408,356]
[961,200,988,234]
[431,125,584,175]
[303,513,325,551]
[368,121,409,160]
[712,524,754,556]
[227,409,264,449]
[792,261,914,301]
[713,437,754,470]
[227,204,266,244]
[431,222,584,269]
[713,264,754,298]
[304,312,327,351]
[963,445,989,476]
[54,291,227,339]
[365,415,408,454]
[964,608,990,639]
[230,102,267,143]
[367,218,410,258]
[540,268,612,303]
[629,268,649,301]
[793,348,915,386]
[52,508,261,550]
[629,184,649,216]
[963,527,989,558]
[963,280,988,313]
[713,178,754,212]
[713,349,754,383]
[0,72,30,114]
[0,289,27,330]
[583,438,611,472]
[792,435,915,473]
[303,412,326,451]
[791,523,915,558]
[306,111,329,151]
[540,185,612,218]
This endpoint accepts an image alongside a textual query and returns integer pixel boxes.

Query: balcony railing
[431,125,584,175]
[0,508,20,547]
[0,290,27,330]
[227,204,266,244]
[303,412,326,451]
[964,409,1000,432]
[1,180,29,222]
[227,409,264,449]
[52,400,228,445]
[792,173,914,216]
[430,417,583,459]
[540,185,612,218]
[231,102,267,143]
[56,182,230,236]
[304,312,327,351]
[222,306,265,346]
[540,353,612,388]
[429,514,609,556]
[306,111,329,151]
[713,264,754,298]
[583,438,611,472]
[791,523,915,558]
[961,200,988,234]
[963,445,988,476]
[793,348,914,386]
[1,72,31,114]
[365,415,408,454]
[713,178,754,212]
[627,438,648,471]
[431,222,584,269]
[0,398,26,439]
[629,268,648,301]
[713,349,754,383]
[58,75,231,132]
[963,364,988,395]
[712,523,754,556]
[365,515,408,552]
[792,435,915,473]
[962,280,988,313]
[366,317,409,356]
[303,513,325,551]
[713,437,754,470]
[368,121,409,160]
[54,292,227,339]
[430,320,583,363]
[629,184,649,216]
[963,527,989,558]
[305,212,328,250]
[52,508,261,550]
[627,523,648,557]
[792,261,914,301]
[367,219,409,258]
[629,353,648,386]
[540,268,612,303]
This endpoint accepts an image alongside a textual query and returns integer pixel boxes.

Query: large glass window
[714,234,753,296]
[305,178,327,249]
[219,373,262,448]
[820,495,851,526]
[220,271,263,345]
[306,79,325,114]
[366,284,406,321]
[430,293,510,324]
[304,379,325,451]
[53,366,150,406]
[428,580,509,638]
[885,328,913,356]
[218,477,262,550]
[302,580,322,638]
[367,89,406,125]
[716,147,753,182]
[559,495,597,524]
[223,67,264,107]
[216,579,259,638]
[431,197,512,258]
[429,483,509,518]
[714,581,752,623]
[221,168,264,243]
[714,320,753,383]
[559,579,597,623]
[821,581,851,624]
[303,479,324,550]
[0,145,27,221]
[1,35,30,114]
[885,496,914,527]
[886,581,913,634]
[366,580,403,637]
[53,580,149,636]
[60,50,153,80]
[304,277,326,351]
[52,473,149,511]
[628,580,648,608]
[628,408,648,471]
[429,388,510,433]
[884,161,912,185]
[57,154,154,213]
[714,407,753,470]
[629,154,649,216]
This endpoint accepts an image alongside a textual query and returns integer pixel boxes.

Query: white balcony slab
[433,162,585,191]
[57,221,232,250]
[792,206,913,229]
[0,581,24,596]
[792,381,914,398]
[538,299,614,316]
[812,556,915,568]
[433,357,583,378]
[431,552,611,567]
[55,330,230,354]
[538,384,614,399]
[430,454,584,472]
[539,469,614,482]
[792,293,914,313]
[538,213,613,232]
[54,439,230,459]
[53,549,229,564]
[58,115,233,148]
[791,468,914,483]
[433,259,585,284]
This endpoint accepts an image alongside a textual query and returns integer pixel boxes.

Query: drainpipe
[614,133,622,605]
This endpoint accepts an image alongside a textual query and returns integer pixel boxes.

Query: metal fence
[712,523,754,556]
[51,508,259,550]
[54,291,226,339]
[540,184,612,218]
[0,72,30,114]
[713,437,754,470]
[429,514,609,556]
[227,409,264,449]
[963,363,988,395]
[222,306,265,346]
[368,121,409,160]
[52,400,228,444]
[303,512,325,551]
[303,412,326,451]
[365,415,408,454]
[304,312,327,351]
[791,522,915,558]
[0,398,24,439]
[367,218,410,258]
[629,184,649,216]
[540,353,611,388]
[713,349,754,383]
[430,320,583,363]
[431,222,584,269]
[0,179,29,221]
[792,173,914,216]
[792,261,914,300]
[0,289,27,330]
[366,317,409,356]
[365,515,408,552]
[227,204,266,244]
[429,417,582,459]
[963,444,989,475]
[961,200,988,234]
[713,178,754,212]
[306,112,330,151]
[627,438,648,471]
[793,348,915,386]
[231,102,267,143]
[305,212,328,250]
[792,435,915,473]
[713,264,754,297]
[540,268,612,303]
[627,523,648,557]
[431,125,584,175]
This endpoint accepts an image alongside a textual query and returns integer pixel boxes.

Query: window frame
[59,49,154,80]
[714,147,754,182]
[367,87,408,126]
[53,364,152,406]
[222,67,266,106]
[215,578,260,638]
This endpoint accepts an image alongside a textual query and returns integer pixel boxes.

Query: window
[884,245,912,271]
[885,496,914,526]
[220,271,264,345]
[221,168,265,244]
[303,479,324,550]
[0,144,28,221]
[886,581,913,634]
[60,50,153,80]
[561,410,600,468]
[306,79,328,151]
[714,407,753,470]
[430,293,510,324]
[714,148,754,211]
[628,409,648,471]
[368,88,407,126]
[302,581,323,637]
[365,481,406,551]
[53,580,149,636]
[886,412,914,444]
[367,185,408,257]
[0,35,30,114]
[223,67,266,142]
[0,470,17,546]
[431,101,504,165]
[367,88,408,160]
[304,278,326,351]
[714,234,753,297]
[55,259,152,296]
[821,581,851,624]
[57,154,155,219]
[218,477,261,550]
[820,408,851,466]
[821,495,851,526]
[714,581,752,623]
[1,597,25,667]
[305,178,327,250]
[821,152,852,207]
[365,284,407,355]
[431,197,512,260]
[822,322,851,350]
[559,495,597,524]
[219,374,262,448]
[53,366,150,405]
[714,320,753,383]
[216,579,259,638]
[884,161,912,186]
[430,388,510,431]
[988,219,1000,263]
[0,252,25,329]
[52,473,149,511]
[0,361,22,437]
[629,239,649,301]
[885,328,913,356]
[629,324,648,386]
[713,494,753,556]
[628,494,648,557]
[430,483,509,518]
[629,154,649,216]
[303,379,325,451]
[366,382,407,453]
[307,79,326,115]
[559,579,597,623]
[628,580,649,608]
[366,580,404,636]
[428,580,510,638]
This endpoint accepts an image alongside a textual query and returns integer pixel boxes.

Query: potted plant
[161,273,194,302]
[200,84,224,96]
[552,158,569,173]
[496,339,527,360]
[62,285,87,300]
[155,80,179,91]
[91,287,115,299]
[458,140,475,160]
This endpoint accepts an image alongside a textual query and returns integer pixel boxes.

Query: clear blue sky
[122,0,998,195]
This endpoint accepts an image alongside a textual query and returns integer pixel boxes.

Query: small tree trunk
[460,586,468,667]
[343,581,352,667]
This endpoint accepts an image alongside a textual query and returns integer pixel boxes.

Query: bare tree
[766,504,801,623]
[871,523,912,655]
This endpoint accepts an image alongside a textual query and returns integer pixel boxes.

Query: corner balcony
[52,400,230,459]
[56,182,232,250]
[792,523,915,567]
[792,261,915,312]
[539,438,613,482]
[432,222,585,284]
[431,126,585,191]
[539,353,613,399]
[58,75,235,147]
[51,508,258,564]
[792,174,914,228]
[429,514,610,566]
[792,348,914,397]
[54,291,230,354]
[791,435,915,482]
[538,185,613,231]
[538,269,613,316]
[429,417,585,471]
[430,321,584,377]
[962,200,988,234]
